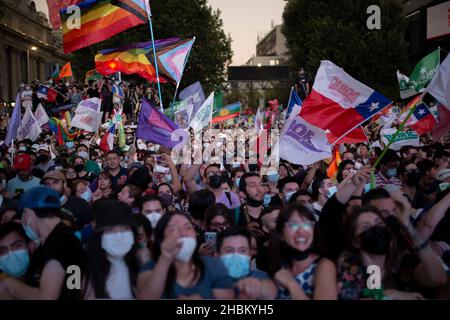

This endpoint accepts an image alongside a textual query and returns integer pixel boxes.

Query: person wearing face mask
[198,204,231,257]
[6,154,41,196]
[72,156,95,182]
[278,177,300,206]
[204,164,240,210]
[41,170,93,230]
[140,195,165,229]
[336,160,356,183]
[268,203,337,299]
[374,149,402,190]
[231,168,245,194]
[35,145,55,174]
[216,227,277,299]
[288,190,320,221]
[337,206,430,300]
[156,183,178,211]
[398,162,428,210]
[0,222,31,284]
[137,212,234,299]
[265,168,280,194]
[255,206,281,272]
[72,179,93,204]
[311,176,337,213]
[82,200,140,299]
[0,187,85,300]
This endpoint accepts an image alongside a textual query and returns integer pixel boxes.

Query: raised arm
[417,192,450,240]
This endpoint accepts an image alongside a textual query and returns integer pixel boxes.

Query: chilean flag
[300,60,392,139]
[36,86,58,103]
[100,124,115,154]
[408,103,437,135]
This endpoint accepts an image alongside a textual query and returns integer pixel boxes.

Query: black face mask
[74,164,85,173]
[405,172,419,187]
[281,242,311,262]
[36,155,49,163]
[208,174,223,189]
[248,164,258,172]
[359,225,392,255]
[384,215,402,233]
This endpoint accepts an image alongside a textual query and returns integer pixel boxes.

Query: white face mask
[101,231,134,258]
[78,151,89,159]
[175,237,197,262]
[146,212,162,228]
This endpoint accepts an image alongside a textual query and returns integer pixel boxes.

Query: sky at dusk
[34,0,286,65]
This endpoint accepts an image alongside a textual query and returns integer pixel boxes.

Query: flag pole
[172,37,196,104]
[369,93,425,188]
[145,0,164,112]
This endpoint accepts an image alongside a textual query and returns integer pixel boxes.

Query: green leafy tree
[282,0,410,98]
[71,0,232,107]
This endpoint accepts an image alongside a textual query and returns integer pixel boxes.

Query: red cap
[13,153,33,171]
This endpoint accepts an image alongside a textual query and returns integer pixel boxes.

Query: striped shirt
[375,172,402,189]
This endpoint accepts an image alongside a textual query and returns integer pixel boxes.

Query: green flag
[213,91,223,115]
[408,49,440,92]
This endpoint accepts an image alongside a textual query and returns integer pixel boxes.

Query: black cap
[93,199,137,230]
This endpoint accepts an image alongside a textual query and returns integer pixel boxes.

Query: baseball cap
[41,170,66,183]
[13,154,33,171]
[129,162,144,171]
[20,186,61,210]
[37,145,49,153]
[437,169,450,181]
[93,199,137,230]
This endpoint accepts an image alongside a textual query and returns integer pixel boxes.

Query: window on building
[269,60,275,66]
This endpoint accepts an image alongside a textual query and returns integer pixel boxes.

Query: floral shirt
[337,254,368,300]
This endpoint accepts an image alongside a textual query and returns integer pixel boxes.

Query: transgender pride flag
[300,60,392,139]
[157,38,195,84]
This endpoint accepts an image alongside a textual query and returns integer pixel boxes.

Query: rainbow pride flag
[61,0,148,53]
[95,38,194,83]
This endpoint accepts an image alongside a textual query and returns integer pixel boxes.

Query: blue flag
[179,82,205,120]
[286,87,303,119]
[136,97,182,149]
[6,94,22,145]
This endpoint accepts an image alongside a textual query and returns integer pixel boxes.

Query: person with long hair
[136,212,234,299]
[337,206,427,300]
[117,184,143,214]
[268,203,337,300]
[82,200,140,299]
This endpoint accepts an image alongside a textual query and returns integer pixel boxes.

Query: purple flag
[179,81,205,119]
[136,97,181,149]
[6,94,22,145]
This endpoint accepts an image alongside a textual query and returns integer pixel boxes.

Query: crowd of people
[0,77,449,300]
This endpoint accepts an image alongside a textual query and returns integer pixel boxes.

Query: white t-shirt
[106,256,133,300]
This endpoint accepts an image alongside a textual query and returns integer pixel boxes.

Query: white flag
[189,92,214,132]
[426,54,450,109]
[76,98,102,112]
[254,108,263,135]
[34,103,49,127]
[17,108,42,142]
[279,116,331,165]
[72,107,103,132]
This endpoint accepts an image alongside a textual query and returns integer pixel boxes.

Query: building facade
[0,0,67,103]
[246,25,290,67]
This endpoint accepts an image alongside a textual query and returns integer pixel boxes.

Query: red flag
[327,147,342,179]
[327,127,368,145]
[47,0,81,30]
[432,104,450,141]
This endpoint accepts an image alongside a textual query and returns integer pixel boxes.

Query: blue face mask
[0,249,30,278]
[23,225,40,243]
[220,253,250,279]
[387,168,397,178]
[66,141,74,149]
[263,194,272,207]
[165,174,173,183]
[235,178,241,188]
[284,191,296,203]
[194,174,202,185]
[80,188,92,202]
[326,186,337,198]
[267,173,280,183]
[364,183,372,193]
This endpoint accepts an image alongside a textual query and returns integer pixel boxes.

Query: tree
[71,0,232,107]
[282,0,410,98]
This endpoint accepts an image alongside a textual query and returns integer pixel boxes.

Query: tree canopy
[71,0,232,107]
[282,0,410,99]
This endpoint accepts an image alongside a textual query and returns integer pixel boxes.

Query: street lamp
[27,46,38,83]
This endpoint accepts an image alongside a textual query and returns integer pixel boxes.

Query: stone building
[0,0,67,103]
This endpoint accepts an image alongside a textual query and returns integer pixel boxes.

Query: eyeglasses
[285,221,315,232]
